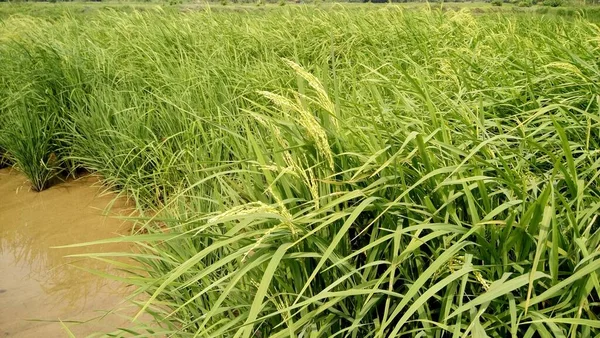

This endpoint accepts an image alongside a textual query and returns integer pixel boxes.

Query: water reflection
[0,168,136,337]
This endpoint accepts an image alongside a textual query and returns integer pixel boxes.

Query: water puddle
[0,168,137,337]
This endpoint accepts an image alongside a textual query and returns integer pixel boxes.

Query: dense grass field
[1,3,600,337]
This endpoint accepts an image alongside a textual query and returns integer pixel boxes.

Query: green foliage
[2,7,600,337]
[0,130,9,169]
[0,108,62,191]
[0,149,8,168]
[543,0,563,6]
[0,42,67,190]
[518,0,532,6]
[491,0,503,6]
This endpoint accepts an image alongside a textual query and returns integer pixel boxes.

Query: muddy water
[0,168,137,337]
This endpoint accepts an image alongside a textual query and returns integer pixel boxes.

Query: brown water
[0,168,137,337]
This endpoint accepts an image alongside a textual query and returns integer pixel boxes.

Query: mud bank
[0,168,136,337]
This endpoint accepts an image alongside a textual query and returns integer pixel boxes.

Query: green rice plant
[543,0,563,5]
[0,33,74,189]
[0,153,8,168]
[111,56,600,336]
[0,137,9,168]
[0,115,7,169]
[0,107,62,191]
[2,6,600,337]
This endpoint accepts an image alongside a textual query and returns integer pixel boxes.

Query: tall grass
[1,5,600,336]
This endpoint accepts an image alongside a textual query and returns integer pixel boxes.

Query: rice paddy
[1,3,600,337]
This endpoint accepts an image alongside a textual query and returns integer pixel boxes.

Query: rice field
[1,3,600,337]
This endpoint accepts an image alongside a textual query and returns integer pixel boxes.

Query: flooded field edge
[0,167,139,337]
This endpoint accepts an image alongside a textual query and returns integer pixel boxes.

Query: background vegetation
[1,4,600,337]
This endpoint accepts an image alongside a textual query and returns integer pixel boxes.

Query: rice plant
[0,107,62,191]
[1,4,599,337]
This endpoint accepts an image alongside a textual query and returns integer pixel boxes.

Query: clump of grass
[0,144,9,169]
[0,154,8,169]
[2,6,600,337]
[0,36,72,190]
[0,119,7,169]
[517,0,532,6]
[0,108,62,191]
[543,0,563,6]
